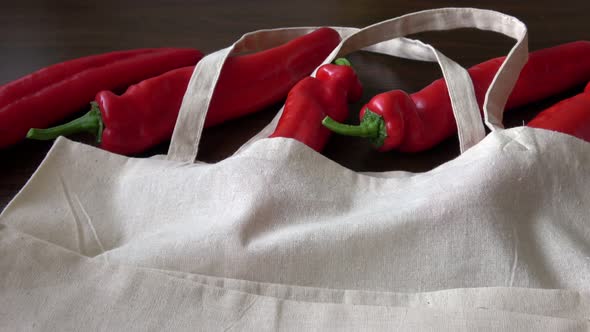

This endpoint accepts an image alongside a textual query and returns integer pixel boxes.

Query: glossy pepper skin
[207,27,341,127]
[97,67,193,154]
[270,58,363,152]
[0,48,204,149]
[27,27,341,155]
[528,81,590,142]
[323,41,590,152]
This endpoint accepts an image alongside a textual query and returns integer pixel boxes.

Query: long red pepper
[1,48,159,106]
[323,41,590,152]
[26,27,341,155]
[0,48,203,149]
[528,81,590,142]
[269,58,362,152]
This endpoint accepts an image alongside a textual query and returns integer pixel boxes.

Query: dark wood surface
[1,0,589,210]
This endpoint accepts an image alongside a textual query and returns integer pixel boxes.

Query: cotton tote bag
[1,7,589,331]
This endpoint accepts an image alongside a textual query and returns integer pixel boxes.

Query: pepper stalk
[26,102,104,143]
[322,108,388,147]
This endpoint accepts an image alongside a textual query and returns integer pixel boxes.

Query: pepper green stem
[322,109,387,147]
[26,102,104,143]
[333,58,352,67]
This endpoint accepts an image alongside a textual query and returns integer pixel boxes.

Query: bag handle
[167,8,528,162]
[167,27,344,162]
[166,26,439,162]
[328,7,528,137]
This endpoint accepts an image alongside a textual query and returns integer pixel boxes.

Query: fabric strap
[167,7,528,163]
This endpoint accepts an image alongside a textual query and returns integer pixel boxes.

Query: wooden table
[1,0,589,210]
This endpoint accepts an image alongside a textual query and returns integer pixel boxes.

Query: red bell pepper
[528,81,590,142]
[0,48,204,149]
[322,41,590,152]
[26,27,341,155]
[269,58,362,152]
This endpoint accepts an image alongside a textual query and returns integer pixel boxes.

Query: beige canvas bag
[1,7,589,331]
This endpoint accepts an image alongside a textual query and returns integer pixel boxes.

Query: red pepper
[207,27,342,128]
[323,41,590,152]
[26,27,341,155]
[269,58,362,152]
[528,81,590,142]
[1,48,156,106]
[0,48,204,149]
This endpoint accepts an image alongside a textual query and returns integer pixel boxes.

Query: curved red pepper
[0,48,204,149]
[323,41,590,152]
[97,67,194,154]
[26,27,341,155]
[528,81,590,142]
[208,27,341,127]
[0,48,159,107]
[270,58,362,152]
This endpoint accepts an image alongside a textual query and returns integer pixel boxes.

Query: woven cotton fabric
[1,8,588,331]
